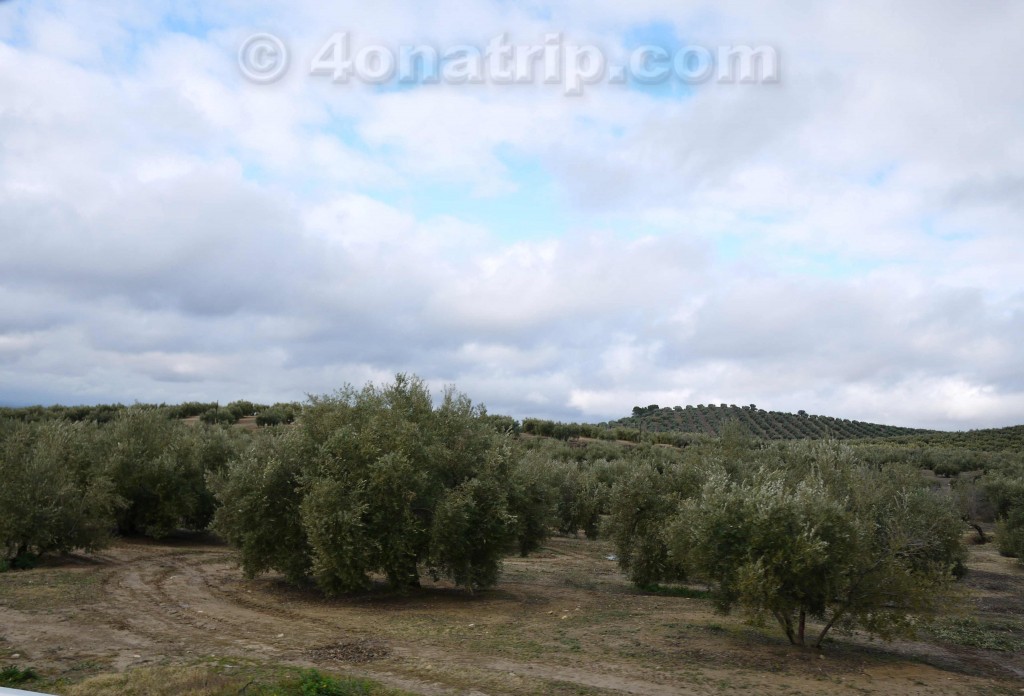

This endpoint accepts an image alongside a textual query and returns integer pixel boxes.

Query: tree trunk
[797,609,806,647]
[815,608,846,649]
[773,610,796,645]
[969,522,988,544]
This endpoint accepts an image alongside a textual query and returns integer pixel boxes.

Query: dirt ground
[1,534,1023,695]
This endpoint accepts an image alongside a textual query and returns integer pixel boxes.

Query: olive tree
[0,421,121,568]
[504,449,559,555]
[208,427,312,584]
[212,375,538,595]
[429,477,515,592]
[104,408,234,538]
[951,474,994,544]
[670,442,966,647]
[604,455,706,587]
[553,461,605,539]
[982,463,1024,560]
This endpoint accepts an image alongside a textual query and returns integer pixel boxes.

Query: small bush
[996,519,1024,558]
[504,450,558,554]
[481,413,520,435]
[299,670,373,696]
[0,665,40,686]
[8,551,40,570]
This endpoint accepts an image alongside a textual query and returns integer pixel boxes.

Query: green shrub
[482,413,520,435]
[0,665,40,686]
[996,518,1024,558]
[298,670,373,696]
[522,418,555,437]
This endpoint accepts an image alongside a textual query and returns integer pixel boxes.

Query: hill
[607,403,933,440]
[857,424,1024,452]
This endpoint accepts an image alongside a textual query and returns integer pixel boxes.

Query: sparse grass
[459,623,548,659]
[557,636,583,652]
[926,616,1024,652]
[59,663,412,696]
[561,570,599,590]
[641,583,713,599]
[540,680,619,695]
[0,568,103,610]
[61,665,239,695]
[666,619,719,635]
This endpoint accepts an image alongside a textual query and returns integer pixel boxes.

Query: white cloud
[1,0,1023,429]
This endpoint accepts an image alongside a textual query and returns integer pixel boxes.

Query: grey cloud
[0,171,309,316]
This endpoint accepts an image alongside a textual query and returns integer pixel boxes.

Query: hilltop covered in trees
[608,403,931,440]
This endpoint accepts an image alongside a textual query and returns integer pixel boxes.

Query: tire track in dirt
[8,539,1017,695]
[100,551,339,659]
[27,545,457,694]
[72,544,706,694]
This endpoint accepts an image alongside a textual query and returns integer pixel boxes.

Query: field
[2,533,1023,695]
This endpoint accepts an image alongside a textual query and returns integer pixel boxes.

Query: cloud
[1,0,1023,429]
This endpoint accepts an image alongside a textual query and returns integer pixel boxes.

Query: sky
[1,1,1023,430]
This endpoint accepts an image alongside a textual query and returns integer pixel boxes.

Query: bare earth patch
[307,639,391,664]
[2,534,1023,695]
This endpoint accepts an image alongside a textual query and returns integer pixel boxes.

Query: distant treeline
[856,425,1024,453]
[608,403,931,440]
[0,400,302,427]
[521,417,710,447]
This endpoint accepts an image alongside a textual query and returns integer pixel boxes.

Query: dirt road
[1,536,1022,695]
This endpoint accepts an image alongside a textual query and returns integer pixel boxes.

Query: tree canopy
[667,442,966,647]
[211,374,546,594]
